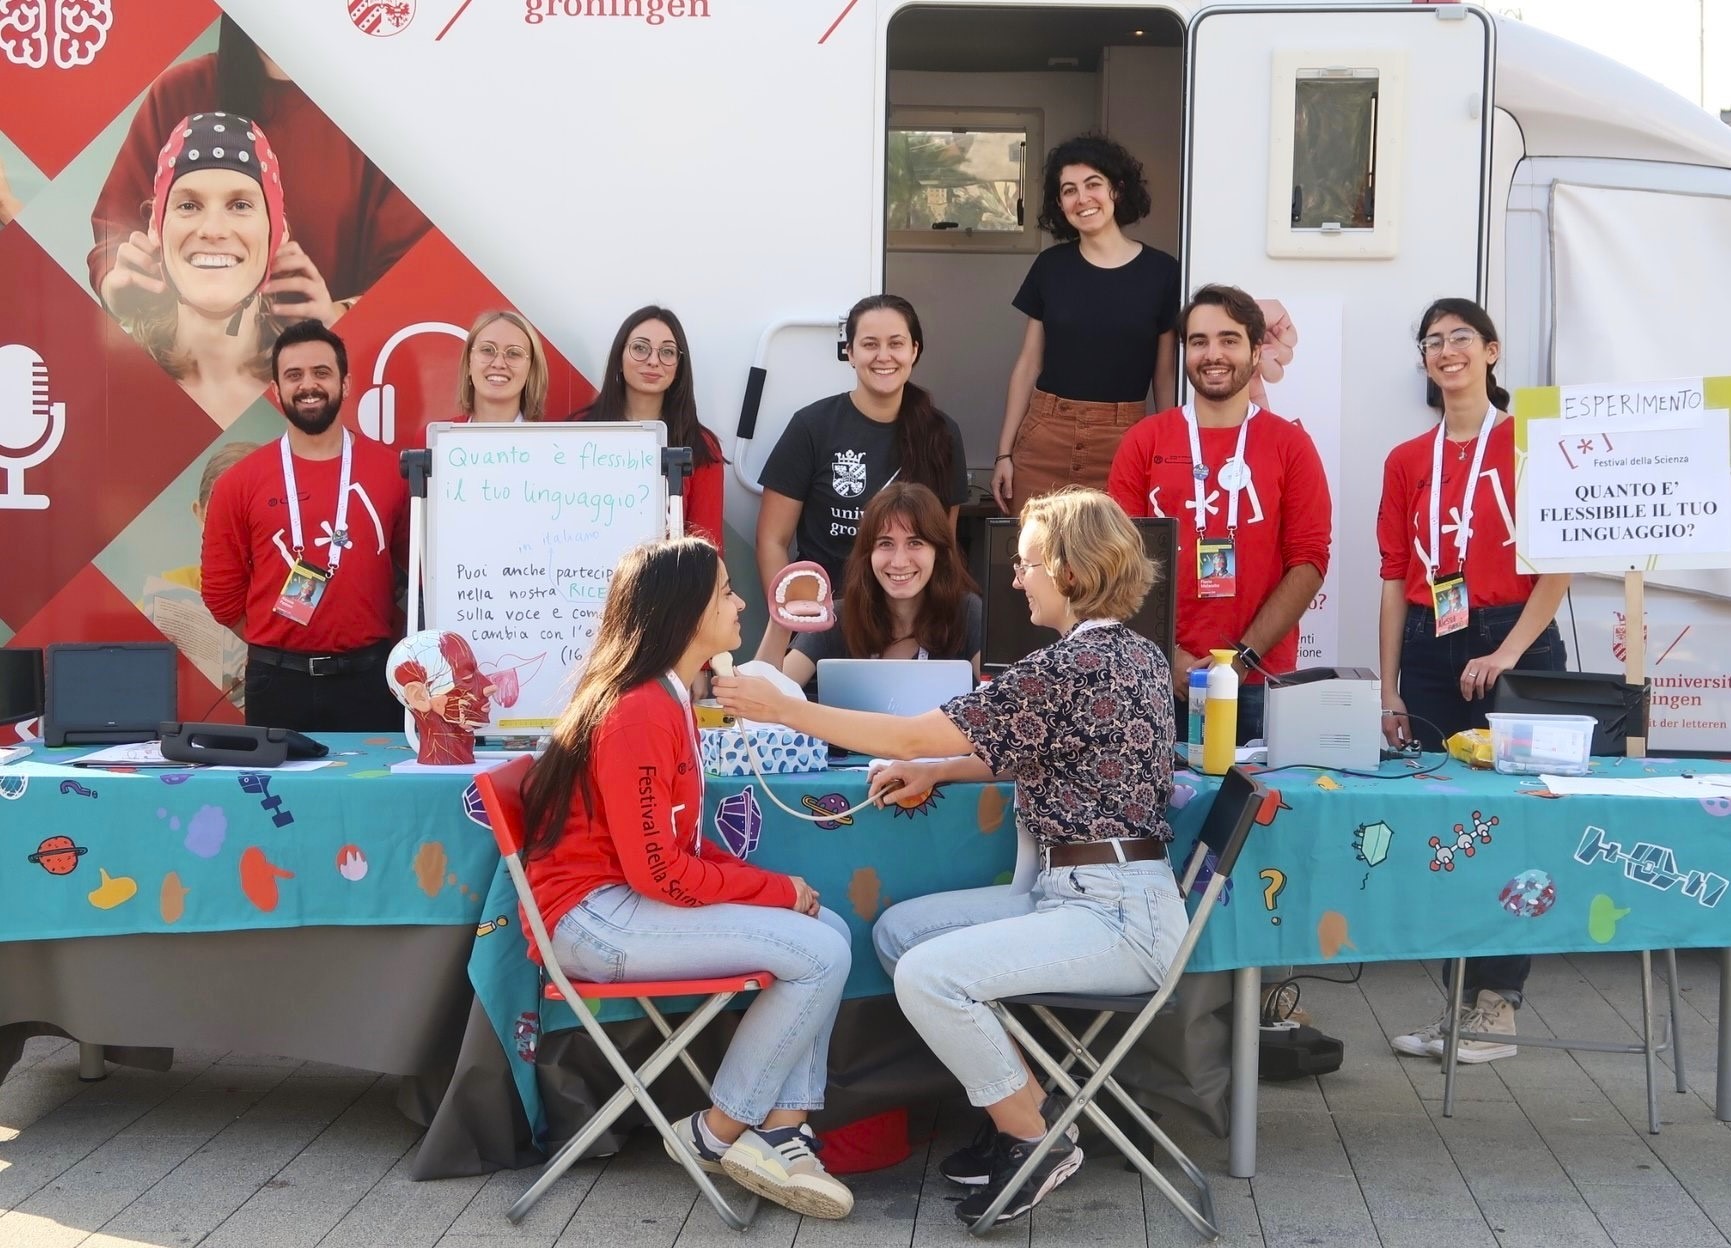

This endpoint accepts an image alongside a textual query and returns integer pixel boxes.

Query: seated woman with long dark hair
[779,482,982,689]
[519,538,854,1219]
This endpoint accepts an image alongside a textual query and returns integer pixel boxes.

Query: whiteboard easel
[399,424,693,742]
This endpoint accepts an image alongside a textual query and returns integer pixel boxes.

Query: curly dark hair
[1037,133,1152,241]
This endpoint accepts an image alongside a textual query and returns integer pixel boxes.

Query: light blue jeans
[873,860,1186,1107]
[551,885,852,1126]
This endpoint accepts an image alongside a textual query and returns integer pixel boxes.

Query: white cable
[710,653,880,823]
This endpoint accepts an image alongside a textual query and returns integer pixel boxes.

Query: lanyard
[1425,405,1497,586]
[1183,404,1258,536]
[279,431,353,574]
[660,672,704,854]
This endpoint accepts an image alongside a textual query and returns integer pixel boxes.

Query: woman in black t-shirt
[992,134,1180,519]
[780,482,983,690]
[753,295,969,663]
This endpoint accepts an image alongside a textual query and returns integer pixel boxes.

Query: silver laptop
[815,659,974,716]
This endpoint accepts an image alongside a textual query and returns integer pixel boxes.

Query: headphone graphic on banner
[357,321,468,443]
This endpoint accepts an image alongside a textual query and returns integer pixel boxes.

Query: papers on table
[67,741,334,772]
[0,745,30,765]
[1540,773,1731,798]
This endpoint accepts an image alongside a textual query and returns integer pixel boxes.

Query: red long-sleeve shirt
[1107,406,1332,678]
[684,434,725,552]
[88,57,429,303]
[523,679,795,957]
[1377,418,1533,608]
[200,437,408,651]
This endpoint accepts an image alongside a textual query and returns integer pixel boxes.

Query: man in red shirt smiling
[1107,284,1332,742]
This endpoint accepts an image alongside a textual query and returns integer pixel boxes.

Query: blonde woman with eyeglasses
[455,309,550,425]
[578,305,726,549]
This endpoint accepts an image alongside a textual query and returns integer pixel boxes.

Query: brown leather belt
[1043,838,1167,868]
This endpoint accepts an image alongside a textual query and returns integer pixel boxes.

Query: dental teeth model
[769,560,835,632]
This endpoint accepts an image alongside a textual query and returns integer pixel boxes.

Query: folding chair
[970,765,1269,1239]
[1440,949,1686,1134]
[475,756,769,1229]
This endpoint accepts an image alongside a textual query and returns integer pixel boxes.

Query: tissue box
[701,725,829,776]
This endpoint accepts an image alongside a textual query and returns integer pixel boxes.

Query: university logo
[347,0,416,37]
[831,449,867,498]
[0,0,114,69]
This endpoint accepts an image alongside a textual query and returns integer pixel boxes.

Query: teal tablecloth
[0,737,496,940]
[465,755,1731,1145]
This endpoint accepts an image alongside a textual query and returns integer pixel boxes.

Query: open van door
[1183,3,1494,668]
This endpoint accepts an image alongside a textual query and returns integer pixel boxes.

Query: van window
[1291,70,1378,230]
[887,107,1042,253]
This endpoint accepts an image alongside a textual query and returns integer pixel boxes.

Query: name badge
[1197,537,1237,599]
[1432,574,1469,637]
[273,560,330,626]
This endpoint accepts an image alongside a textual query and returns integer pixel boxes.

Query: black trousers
[1399,601,1566,1005]
[243,656,403,734]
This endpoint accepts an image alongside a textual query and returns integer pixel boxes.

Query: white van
[251,0,1731,749]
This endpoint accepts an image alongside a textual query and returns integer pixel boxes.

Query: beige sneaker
[1262,983,1313,1029]
[721,1123,854,1219]
[1452,990,1518,1063]
[1391,1003,1453,1057]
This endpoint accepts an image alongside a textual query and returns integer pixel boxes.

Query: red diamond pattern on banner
[331,228,597,447]
[9,563,235,723]
[0,224,219,630]
[0,0,218,178]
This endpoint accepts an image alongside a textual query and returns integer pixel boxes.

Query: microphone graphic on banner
[0,344,68,511]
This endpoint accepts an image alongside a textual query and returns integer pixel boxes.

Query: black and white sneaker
[953,1132,1083,1226]
[939,1097,1080,1186]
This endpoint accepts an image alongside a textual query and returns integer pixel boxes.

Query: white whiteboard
[424,421,668,733]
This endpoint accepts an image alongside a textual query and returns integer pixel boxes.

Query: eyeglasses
[473,343,529,365]
[1419,329,1482,356]
[1010,556,1043,578]
[627,339,681,367]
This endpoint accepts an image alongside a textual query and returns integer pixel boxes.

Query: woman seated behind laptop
[715,487,1181,1228]
[520,537,855,1219]
[779,482,982,692]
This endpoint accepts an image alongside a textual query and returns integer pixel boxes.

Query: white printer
[1263,667,1383,771]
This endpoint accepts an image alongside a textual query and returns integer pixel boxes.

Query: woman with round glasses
[1376,297,1570,1066]
[580,306,726,548]
[455,310,550,424]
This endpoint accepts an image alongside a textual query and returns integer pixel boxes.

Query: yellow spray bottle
[1202,649,1239,775]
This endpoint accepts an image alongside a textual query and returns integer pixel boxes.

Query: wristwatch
[1232,642,1261,675]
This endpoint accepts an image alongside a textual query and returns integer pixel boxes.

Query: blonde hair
[1020,487,1154,622]
[457,310,549,420]
[197,440,260,507]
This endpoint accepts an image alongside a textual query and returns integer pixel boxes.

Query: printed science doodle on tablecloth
[1428,808,1497,872]
[714,785,763,858]
[87,868,138,910]
[513,1010,539,1064]
[977,784,1008,831]
[28,835,87,874]
[1588,894,1631,943]
[1252,787,1291,826]
[1318,910,1355,958]
[238,773,294,828]
[165,804,228,859]
[1352,820,1394,889]
[240,847,295,912]
[462,781,491,828]
[1193,852,1236,907]
[887,784,942,819]
[476,914,510,937]
[160,872,188,923]
[1498,869,1557,917]
[1575,826,1727,907]
[800,792,855,829]
[336,845,369,881]
[58,779,97,798]
[848,867,889,921]
[0,775,26,800]
[1256,868,1283,923]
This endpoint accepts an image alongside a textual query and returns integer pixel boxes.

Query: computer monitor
[980,515,1177,672]
[43,642,178,746]
[0,647,44,726]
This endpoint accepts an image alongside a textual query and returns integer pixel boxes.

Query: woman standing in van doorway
[1377,297,1571,1067]
[453,310,550,426]
[991,134,1180,518]
[753,295,969,663]
[579,306,727,550]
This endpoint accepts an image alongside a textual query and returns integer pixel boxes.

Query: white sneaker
[721,1123,854,1219]
[1391,1004,1453,1057]
[1451,990,1518,1063]
[662,1109,726,1175]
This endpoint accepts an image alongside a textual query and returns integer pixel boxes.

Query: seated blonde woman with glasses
[716,487,1181,1228]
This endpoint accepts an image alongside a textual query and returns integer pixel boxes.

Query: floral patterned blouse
[941,621,1175,845]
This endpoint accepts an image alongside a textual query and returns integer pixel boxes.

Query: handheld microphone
[0,343,68,511]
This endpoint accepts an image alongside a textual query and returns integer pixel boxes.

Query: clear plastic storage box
[1484,712,1595,776]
